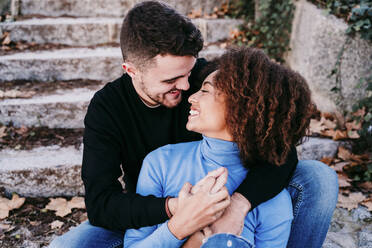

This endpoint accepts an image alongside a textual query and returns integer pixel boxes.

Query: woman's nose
[188,92,198,103]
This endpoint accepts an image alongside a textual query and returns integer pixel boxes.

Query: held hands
[167,167,230,240]
[209,192,250,235]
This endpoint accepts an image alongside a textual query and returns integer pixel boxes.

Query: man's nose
[176,77,190,91]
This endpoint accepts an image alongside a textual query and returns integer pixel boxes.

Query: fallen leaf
[338,173,352,187]
[353,108,366,118]
[68,197,85,209]
[346,120,362,131]
[2,33,11,45]
[0,90,36,99]
[333,161,350,172]
[45,197,85,217]
[29,221,40,226]
[338,146,352,161]
[0,223,11,230]
[323,119,337,129]
[321,157,333,166]
[332,130,348,140]
[50,220,64,229]
[15,126,28,135]
[337,192,366,210]
[358,181,372,191]
[361,200,372,211]
[0,194,26,219]
[0,126,6,138]
[310,118,327,134]
[347,130,360,139]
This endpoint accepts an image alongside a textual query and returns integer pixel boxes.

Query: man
[50,1,338,247]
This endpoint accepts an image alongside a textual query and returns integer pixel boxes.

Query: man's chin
[162,94,182,108]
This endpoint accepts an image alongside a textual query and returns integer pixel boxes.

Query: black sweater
[82,59,298,231]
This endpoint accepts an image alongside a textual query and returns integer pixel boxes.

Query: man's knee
[294,160,338,203]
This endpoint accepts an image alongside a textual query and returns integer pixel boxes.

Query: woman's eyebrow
[202,81,214,87]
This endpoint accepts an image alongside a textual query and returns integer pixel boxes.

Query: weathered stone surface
[20,0,226,17]
[0,46,223,82]
[323,207,372,248]
[287,0,372,113]
[0,145,84,197]
[0,87,99,128]
[296,137,340,160]
[0,17,241,46]
[0,0,10,16]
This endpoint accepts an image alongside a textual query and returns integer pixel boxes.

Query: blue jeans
[49,160,338,248]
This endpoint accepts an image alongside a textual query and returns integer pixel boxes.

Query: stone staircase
[0,0,242,197]
[0,0,340,198]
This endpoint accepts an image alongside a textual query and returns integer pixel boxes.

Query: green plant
[310,0,372,42]
[228,0,295,63]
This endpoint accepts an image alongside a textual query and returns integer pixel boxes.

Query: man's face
[131,54,196,108]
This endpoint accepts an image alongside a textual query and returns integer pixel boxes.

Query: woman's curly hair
[212,47,316,167]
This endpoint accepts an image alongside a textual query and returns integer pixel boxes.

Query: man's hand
[167,168,230,240]
[209,192,250,236]
[167,167,228,216]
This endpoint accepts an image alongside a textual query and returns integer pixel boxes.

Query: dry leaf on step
[50,220,64,229]
[0,126,6,138]
[333,161,350,172]
[320,157,333,166]
[337,173,352,188]
[45,197,85,217]
[361,199,372,211]
[309,118,327,134]
[337,192,366,211]
[0,194,26,219]
[338,146,352,161]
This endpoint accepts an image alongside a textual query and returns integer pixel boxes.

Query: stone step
[0,86,101,128]
[0,137,338,197]
[0,45,224,82]
[20,0,225,18]
[0,17,241,46]
[0,145,84,197]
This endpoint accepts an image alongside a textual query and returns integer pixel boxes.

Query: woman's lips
[189,109,200,119]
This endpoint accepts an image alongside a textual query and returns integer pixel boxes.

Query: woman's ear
[122,62,137,78]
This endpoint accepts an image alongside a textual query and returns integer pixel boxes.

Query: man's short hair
[120,1,204,68]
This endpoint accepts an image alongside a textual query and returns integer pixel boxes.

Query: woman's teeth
[189,110,199,116]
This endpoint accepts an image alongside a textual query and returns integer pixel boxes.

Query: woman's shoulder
[144,141,201,165]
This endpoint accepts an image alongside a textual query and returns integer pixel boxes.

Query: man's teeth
[189,110,199,115]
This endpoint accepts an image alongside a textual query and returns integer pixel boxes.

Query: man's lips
[167,89,181,97]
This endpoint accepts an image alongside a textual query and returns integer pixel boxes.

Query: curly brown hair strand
[214,47,315,167]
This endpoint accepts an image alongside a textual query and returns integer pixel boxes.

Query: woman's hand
[209,192,250,236]
[167,168,230,240]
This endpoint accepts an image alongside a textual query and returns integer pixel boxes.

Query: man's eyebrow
[161,69,193,83]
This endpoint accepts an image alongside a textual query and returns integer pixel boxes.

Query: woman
[124,47,315,247]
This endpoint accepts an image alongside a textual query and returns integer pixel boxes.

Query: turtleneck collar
[200,135,242,168]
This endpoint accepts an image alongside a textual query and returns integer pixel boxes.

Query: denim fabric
[48,160,338,248]
[48,221,123,248]
[286,160,338,248]
[201,233,254,248]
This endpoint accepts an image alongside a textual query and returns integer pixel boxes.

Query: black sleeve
[235,147,298,209]
[82,91,168,231]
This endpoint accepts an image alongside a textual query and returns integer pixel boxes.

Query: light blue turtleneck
[124,136,293,248]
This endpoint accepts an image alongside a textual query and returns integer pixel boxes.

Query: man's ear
[122,62,137,78]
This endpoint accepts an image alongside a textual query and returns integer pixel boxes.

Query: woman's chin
[186,122,198,133]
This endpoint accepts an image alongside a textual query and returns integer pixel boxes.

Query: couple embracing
[50,1,338,247]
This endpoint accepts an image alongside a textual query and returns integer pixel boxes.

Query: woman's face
[186,71,232,141]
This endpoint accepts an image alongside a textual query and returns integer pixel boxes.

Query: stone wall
[0,0,10,16]
[286,0,372,113]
